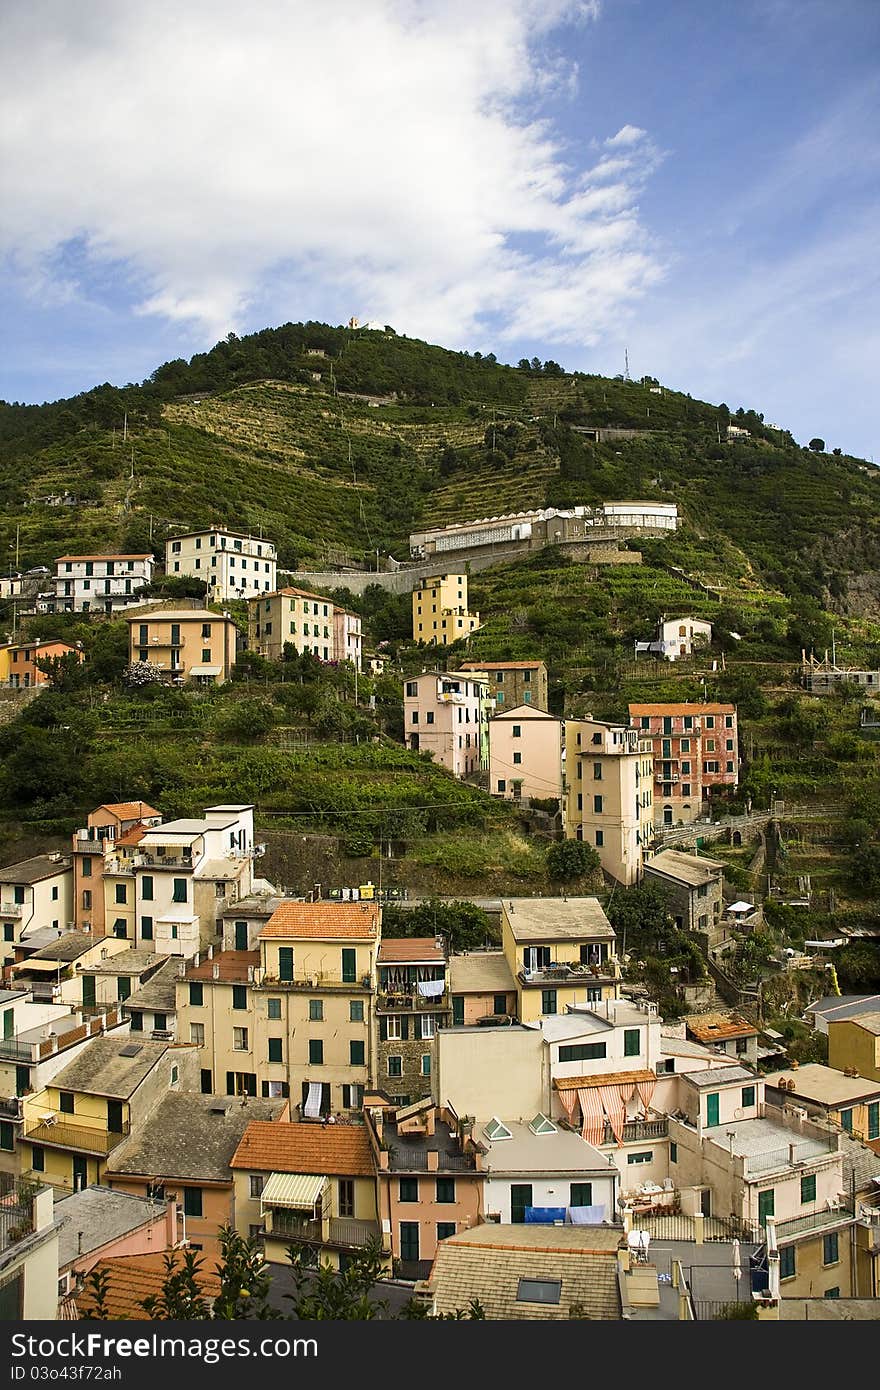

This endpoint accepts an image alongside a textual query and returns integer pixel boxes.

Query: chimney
[207,944,214,960]
[788,1143,797,1165]
[177,960,186,978]
[77,1231,83,1255]
[212,964,220,980]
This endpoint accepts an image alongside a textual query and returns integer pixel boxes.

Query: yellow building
[20,1036,199,1195]
[500,897,620,1023]
[230,1119,388,1271]
[564,717,654,886]
[176,901,380,1115]
[766,1062,880,1150]
[412,574,480,645]
[126,609,238,684]
[248,587,335,663]
[828,1013,880,1087]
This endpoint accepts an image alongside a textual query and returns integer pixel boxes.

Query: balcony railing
[377,991,449,1012]
[24,1118,130,1155]
[260,973,372,991]
[266,1212,382,1249]
[0,1095,23,1120]
[773,1202,854,1240]
[0,903,24,917]
[0,1007,125,1063]
[518,961,618,986]
[133,853,194,869]
[602,1117,669,1144]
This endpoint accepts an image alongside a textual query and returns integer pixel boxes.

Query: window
[570,1182,592,1207]
[516,1278,561,1305]
[735,1037,748,1054]
[350,1000,364,1022]
[385,1016,403,1041]
[437,1222,456,1242]
[706,1092,720,1127]
[60,1092,74,1115]
[342,1084,364,1110]
[825,1286,840,1298]
[232,985,247,1010]
[670,1141,678,1163]
[387,1055,402,1077]
[0,1122,13,1151]
[140,915,153,940]
[233,1027,249,1051]
[823,1232,839,1266]
[350,1040,365,1066]
[436,1178,455,1203]
[115,883,127,905]
[190,1023,205,1046]
[512,725,521,738]
[189,983,203,1006]
[741,1085,756,1108]
[266,1037,283,1063]
[172,878,187,903]
[249,1175,264,1199]
[309,999,323,1021]
[339,1180,355,1218]
[800,1173,817,1205]
[596,830,604,847]
[130,1013,143,1032]
[840,1108,853,1133]
[779,1246,796,1281]
[559,1042,606,1063]
[341,948,356,983]
[541,989,557,1016]
[183,1187,203,1218]
[512,751,522,765]
[623,1029,640,1057]
[399,1222,419,1263]
[267,997,282,1020]
[399,1177,418,1202]
[31,1145,44,1172]
[117,978,131,1002]
[627,1152,654,1165]
[278,948,293,982]
[81,889,92,910]
[868,1101,879,1141]
[421,1054,431,1076]
[758,1188,775,1225]
[141,876,153,901]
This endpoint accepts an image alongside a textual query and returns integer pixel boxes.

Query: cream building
[564,717,653,886]
[127,609,239,684]
[51,553,155,614]
[403,670,489,778]
[176,900,380,1115]
[488,705,562,803]
[247,588,362,669]
[0,854,73,967]
[165,529,277,601]
[500,897,620,1024]
[412,573,480,645]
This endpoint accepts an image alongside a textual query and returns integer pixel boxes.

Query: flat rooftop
[768,1063,880,1106]
[478,1118,611,1175]
[447,952,517,994]
[644,850,726,886]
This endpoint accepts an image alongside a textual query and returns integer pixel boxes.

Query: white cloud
[0,0,663,348]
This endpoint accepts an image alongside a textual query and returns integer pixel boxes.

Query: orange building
[71,801,162,935]
[3,639,83,689]
[628,702,739,827]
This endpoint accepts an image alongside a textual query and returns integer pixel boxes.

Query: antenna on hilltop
[624,349,631,382]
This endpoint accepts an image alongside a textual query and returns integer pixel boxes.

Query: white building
[52,555,155,614]
[128,805,256,957]
[0,855,73,966]
[636,616,713,663]
[479,1115,618,1224]
[333,607,363,670]
[165,530,277,601]
[598,502,678,530]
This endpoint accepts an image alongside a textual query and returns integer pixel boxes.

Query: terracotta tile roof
[185,950,260,982]
[73,1252,221,1319]
[553,1068,656,1090]
[628,702,736,716]
[460,660,545,671]
[56,553,153,563]
[685,1011,757,1042]
[262,901,379,939]
[98,802,162,820]
[230,1120,375,1176]
[377,936,446,963]
[113,824,149,848]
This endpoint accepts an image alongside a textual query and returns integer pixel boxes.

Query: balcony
[602,1117,669,1144]
[24,1118,130,1155]
[0,903,24,918]
[0,1096,23,1121]
[133,853,194,869]
[266,1212,383,1249]
[377,990,449,1013]
[773,1202,854,1240]
[260,973,372,992]
[518,960,618,987]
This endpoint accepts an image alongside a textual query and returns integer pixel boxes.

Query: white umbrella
[732,1237,742,1286]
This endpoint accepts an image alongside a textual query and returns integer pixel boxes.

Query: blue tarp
[524,1207,567,1224]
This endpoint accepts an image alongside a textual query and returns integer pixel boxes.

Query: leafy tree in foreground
[546,838,601,883]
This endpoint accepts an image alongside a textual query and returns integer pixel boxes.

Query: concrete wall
[437,1026,543,1119]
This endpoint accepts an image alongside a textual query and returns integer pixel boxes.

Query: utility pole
[123,412,128,443]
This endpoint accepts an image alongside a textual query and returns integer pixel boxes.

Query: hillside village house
[71,802,162,935]
[164,529,277,601]
[684,1011,760,1070]
[403,670,490,778]
[411,573,480,644]
[231,1118,385,1270]
[126,609,239,684]
[644,849,726,935]
[488,706,563,804]
[20,1036,199,1196]
[563,717,653,886]
[0,1178,61,1319]
[828,1011,880,1085]
[636,616,713,662]
[1,639,83,689]
[54,1185,177,1304]
[500,897,620,1024]
[376,937,449,1105]
[176,900,379,1114]
[50,553,154,614]
[629,702,739,826]
[460,659,548,711]
[808,994,880,1036]
[0,854,72,966]
[76,949,168,1018]
[8,934,130,1008]
[106,1093,287,1260]
[247,587,362,668]
[448,950,518,1027]
[765,1064,880,1152]
[479,1114,618,1225]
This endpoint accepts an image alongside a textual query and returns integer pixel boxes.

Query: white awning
[728,901,755,913]
[157,912,198,924]
[188,665,221,676]
[261,1171,326,1210]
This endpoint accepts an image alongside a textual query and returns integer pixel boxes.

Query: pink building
[403,670,489,778]
[54,1185,177,1304]
[628,702,739,826]
[333,607,363,670]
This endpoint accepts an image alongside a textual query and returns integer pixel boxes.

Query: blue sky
[1,0,878,458]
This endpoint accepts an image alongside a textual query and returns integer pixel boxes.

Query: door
[15,1065,29,1096]
[82,975,96,1008]
[700,1188,712,1218]
[706,1092,720,1128]
[399,1222,420,1264]
[510,1184,533,1224]
[234,921,248,951]
[107,1100,124,1134]
[758,1189,775,1226]
[72,1156,88,1192]
[452,996,464,1026]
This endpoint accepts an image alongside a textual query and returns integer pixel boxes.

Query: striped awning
[260,1172,326,1210]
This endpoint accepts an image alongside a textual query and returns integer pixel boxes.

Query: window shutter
[413,1015,422,1040]
[379,1017,388,1041]
[401,1016,410,1041]
[261,1081,270,1098]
